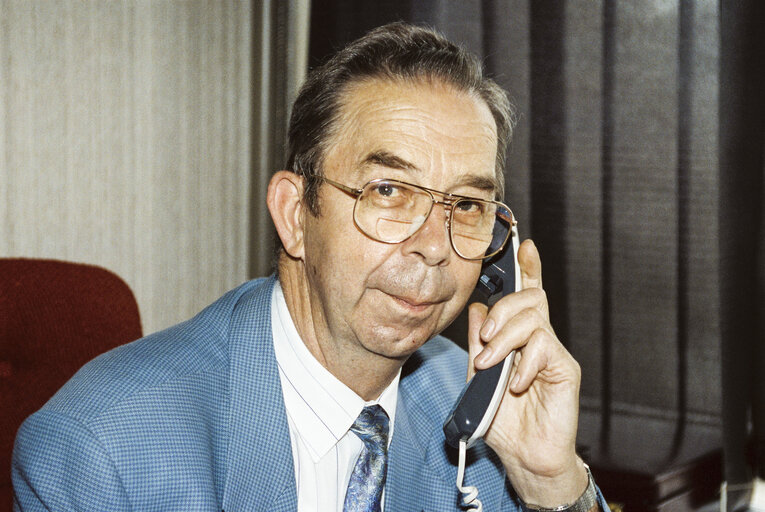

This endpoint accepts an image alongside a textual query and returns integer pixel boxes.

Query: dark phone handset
[443,224,521,449]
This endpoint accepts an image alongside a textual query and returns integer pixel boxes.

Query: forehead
[325,78,499,191]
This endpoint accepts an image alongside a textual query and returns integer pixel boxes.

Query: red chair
[0,258,142,511]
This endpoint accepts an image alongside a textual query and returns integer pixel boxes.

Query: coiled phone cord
[456,438,483,511]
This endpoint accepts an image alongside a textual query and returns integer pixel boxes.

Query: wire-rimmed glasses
[312,175,515,260]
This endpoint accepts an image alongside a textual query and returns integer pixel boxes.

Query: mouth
[386,293,443,314]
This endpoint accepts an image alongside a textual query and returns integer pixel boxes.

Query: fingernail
[475,346,493,367]
[480,319,495,340]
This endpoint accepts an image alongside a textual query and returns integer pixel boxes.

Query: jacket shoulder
[41,277,274,423]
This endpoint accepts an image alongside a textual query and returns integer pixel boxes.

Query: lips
[385,292,446,314]
[369,267,455,314]
[391,294,435,306]
[392,295,433,309]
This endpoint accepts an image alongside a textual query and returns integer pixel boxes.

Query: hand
[466,239,588,507]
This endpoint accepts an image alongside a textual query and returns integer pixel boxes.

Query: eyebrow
[458,175,499,194]
[360,150,500,195]
[361,150,420,173]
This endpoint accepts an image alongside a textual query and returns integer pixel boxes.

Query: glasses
[312,175,515,260]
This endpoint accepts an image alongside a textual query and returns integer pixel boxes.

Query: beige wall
[1,1,253,335]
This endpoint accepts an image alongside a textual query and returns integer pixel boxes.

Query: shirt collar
[271,281,399,462]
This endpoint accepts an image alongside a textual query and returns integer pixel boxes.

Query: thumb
[518,239,543,290]
[466,302,488,381]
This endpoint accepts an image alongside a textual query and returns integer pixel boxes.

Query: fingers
[474,299,554,369]
[466,302,488,381]
[505,329,579,393]
[475,320,577,395]
[518,239,543,290]
[473,287,551,369]
[467,238,573,392]
[483,286,550,334]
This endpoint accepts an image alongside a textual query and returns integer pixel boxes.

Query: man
[13,23,609,511]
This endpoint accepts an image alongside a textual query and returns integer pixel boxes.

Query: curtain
[0,0,252,335]
[249,0,311,278]
[719,0,765,507]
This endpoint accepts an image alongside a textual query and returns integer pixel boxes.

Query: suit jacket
[13,276,606,511]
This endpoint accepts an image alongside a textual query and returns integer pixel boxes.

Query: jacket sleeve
[12,409,131,512]
[596,487,613,511]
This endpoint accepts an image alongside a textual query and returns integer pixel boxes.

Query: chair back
[0,258,142,510]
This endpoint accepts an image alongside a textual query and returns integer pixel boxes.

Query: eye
[374,183,399,197]
[455,199,484,214]
[363,181,412,208]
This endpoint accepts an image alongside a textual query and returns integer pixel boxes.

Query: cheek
[452,253,482,282]
[450,262,482,306]
[304,213,387,292]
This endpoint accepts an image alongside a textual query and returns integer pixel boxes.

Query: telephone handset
[443,224,521,449]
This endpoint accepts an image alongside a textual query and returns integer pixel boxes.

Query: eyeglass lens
[354,180,511,260]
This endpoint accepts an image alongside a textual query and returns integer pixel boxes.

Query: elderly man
[13,23,608,512]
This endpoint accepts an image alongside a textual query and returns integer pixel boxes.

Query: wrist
[518,462,598,512]
[508,456,589,509]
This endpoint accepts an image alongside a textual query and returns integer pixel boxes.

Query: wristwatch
[519,463,599,512]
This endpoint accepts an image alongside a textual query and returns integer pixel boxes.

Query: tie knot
[351,405,389,446]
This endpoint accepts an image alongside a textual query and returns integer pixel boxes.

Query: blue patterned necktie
[343,405,390,512]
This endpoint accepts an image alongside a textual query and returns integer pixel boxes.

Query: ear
[267,170,306,259]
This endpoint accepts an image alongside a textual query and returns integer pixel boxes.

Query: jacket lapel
[221,277,297,511]
[385,394,431,511]
[386,379,458,511]
[386,342,510,511]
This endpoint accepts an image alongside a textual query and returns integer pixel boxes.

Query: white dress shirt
[271,281,400,512]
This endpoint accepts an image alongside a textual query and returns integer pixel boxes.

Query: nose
[400,202,453,265]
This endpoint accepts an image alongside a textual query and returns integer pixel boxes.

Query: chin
[359,322,441,360]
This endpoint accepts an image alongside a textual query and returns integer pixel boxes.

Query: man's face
[301,78,500,362]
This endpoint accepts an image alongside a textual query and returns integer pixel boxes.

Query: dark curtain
[719,0,765,507]
[307,0,762,504]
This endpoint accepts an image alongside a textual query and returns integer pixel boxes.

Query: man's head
[267,23,516,395]
[286,22,515,214]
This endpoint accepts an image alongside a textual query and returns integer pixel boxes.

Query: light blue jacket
[12,276,606,511]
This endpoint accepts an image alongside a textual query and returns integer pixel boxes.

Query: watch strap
[519,463,599,512]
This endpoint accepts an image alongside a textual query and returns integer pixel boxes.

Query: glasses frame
[309,174,516,260]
